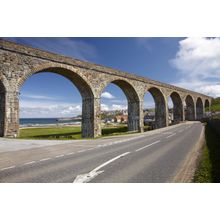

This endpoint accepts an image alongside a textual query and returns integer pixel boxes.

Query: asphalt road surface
[0,122,203,183]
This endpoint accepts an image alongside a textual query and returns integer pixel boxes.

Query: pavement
[0,121,204,183]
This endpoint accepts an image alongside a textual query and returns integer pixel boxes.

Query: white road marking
[23,161,36,165]
[162,132,173,135]
[66,152,75,155]
[73,152,131,183]
[166,133,176,138]
[78,150,85,153]
[0,165,16,171]
[55,154,64,158]
[39,158,51,162]
[135,140,161,152]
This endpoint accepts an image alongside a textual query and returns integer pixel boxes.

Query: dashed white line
[162,132,173,135]
[55,154,64,158]
[23,161,36,165]
[78,150,86,153]
[166,133,176,138]
[74,152,131,183]
[0,165,16,171]
[39,157,51,162]
[66,152,75,155]
[135,140,161,152]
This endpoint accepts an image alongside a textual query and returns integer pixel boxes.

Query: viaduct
[0,39,212,138]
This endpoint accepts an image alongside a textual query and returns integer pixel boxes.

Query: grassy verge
[19,125,133,140]
[194,123,220,183]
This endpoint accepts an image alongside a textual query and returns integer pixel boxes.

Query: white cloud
[101,91,115,99]
[111,104,127,110]
[20,100,82,118]
[143,101,155,109]
[170,37,220,97]
[101,104,109,111]
[21,94,57,100]
[101,103,127,111]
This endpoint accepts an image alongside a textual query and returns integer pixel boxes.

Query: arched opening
[0,80,5,137]
[143,92,155,131]
[196,97,204,120]
[185,95,195,121]
[144,87,168,129]
[169,92,183,124]
[19,66,95,138]
[204,99,210,116]
[101,80,140,135]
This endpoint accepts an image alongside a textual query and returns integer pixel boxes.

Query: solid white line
[135,140,161,152]
[166,133,176,138]
[23,161,36,165]
[0,165,16,171]
[73,152,131,183]
[55,154,64,158]
[39,158,51,162]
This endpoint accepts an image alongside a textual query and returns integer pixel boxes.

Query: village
[101,108,174,129]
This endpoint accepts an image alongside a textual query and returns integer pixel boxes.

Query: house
[114,115,128,123]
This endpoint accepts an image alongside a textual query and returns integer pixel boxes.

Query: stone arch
[196,97,204,120]
[101,79,141,132]
[18,63,94,97]
[204,99,210,109]
[17,63,98,138]
[145,87,168,128]
[185,95,195,120]
[0,79,6,137]
[169,91,184,123]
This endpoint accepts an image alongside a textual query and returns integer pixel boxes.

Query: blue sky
[5,37,220,118]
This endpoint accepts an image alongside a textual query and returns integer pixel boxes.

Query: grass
[210,103,220,112]
[194,123,220,183]
[19,124,132,140]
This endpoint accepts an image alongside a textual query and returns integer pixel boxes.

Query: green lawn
[194,123,220,183]
[19,125,133,140]
[210,103,220,112]
[210,97,220,111]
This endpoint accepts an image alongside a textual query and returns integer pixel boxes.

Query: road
[0,122,203,183]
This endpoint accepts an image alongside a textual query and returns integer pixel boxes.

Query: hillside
[211,97,220,111]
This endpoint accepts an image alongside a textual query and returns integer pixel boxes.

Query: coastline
[20,122,81,129]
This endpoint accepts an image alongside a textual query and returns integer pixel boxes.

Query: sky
[4,37,220,118]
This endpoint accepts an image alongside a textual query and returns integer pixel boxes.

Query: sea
[20,118,81,128]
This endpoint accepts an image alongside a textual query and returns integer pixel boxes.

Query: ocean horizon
[20,118,81,127]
